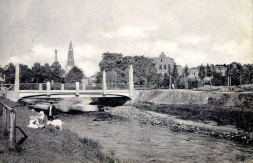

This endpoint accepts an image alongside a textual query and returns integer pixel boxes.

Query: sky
[0,0,252,77]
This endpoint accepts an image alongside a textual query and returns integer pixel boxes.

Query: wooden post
[61,84,64,90]
[76,82,79,96]
[9,111,16,149]
[103,70,107,95]
[47,82,50,97]
[2,106,7,137]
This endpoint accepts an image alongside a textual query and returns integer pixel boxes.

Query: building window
[164,65,166,70]
[159,65,162,70]
[161,59,163,62]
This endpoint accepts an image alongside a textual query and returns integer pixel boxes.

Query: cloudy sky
[0,0,252,77]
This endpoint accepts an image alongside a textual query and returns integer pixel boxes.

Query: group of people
[27,102,57,129]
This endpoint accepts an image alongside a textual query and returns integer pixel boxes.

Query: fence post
[47,82,50,97]
[2,106,8,137]
[9,111,16,149]
[103,70,107,95]
[61,84,64,90]
[76,82,79,96]
[129,65,134,97]
[83,84,86,90]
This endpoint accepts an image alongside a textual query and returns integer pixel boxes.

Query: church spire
[69,41,73,50]
[65,41,75,74]
[55,50,57,62]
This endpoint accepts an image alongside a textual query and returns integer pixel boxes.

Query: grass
[0,97,117,163]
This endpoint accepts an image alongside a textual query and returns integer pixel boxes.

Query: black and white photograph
[0,0,253,162]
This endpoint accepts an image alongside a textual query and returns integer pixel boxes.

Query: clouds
[0,0,252,77]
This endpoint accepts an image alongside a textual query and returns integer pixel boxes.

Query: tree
[65,66,85,83]
[162,73,170,88]
[226,62,243,86]
[172,65,179,89]
[225,64,232,86]
[20,64,33,83]
[132,56,157,87]
[242,64,253,84]
[97,53,157,88]
[206,64,213,86]
[198,64,206,88]
[41,63,52,82]
[183,65,190,89]
[3,63,15,84]
[51,61,64,83]
[237,63,243,86]
[31,62,43,83]
[211,71,226,86]
[99,52,124,72]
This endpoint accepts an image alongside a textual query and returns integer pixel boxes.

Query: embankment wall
[132,90,253,108]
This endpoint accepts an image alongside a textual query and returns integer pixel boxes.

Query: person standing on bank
[47,102,56,121]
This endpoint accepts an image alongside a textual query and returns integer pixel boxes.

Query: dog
[47,119,63,131]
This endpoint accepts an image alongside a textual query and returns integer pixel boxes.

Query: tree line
[0,62,85,84]
[194,62,253,88]
[96,53,253,89]
[1,53,252,90]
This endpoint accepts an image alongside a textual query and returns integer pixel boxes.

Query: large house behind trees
[188,65,227,79]
[152,52,183,76]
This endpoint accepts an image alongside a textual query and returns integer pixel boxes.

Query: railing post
[103,70,107,95]
[47,82,50,97]
[14,63,20,101]
[76,82,79,96]
[2,106,8,137]
[61,84,64,90]
[129,65,134,97]
[9,111,16,149]
[39,84,42,91]
[14,63,19,92]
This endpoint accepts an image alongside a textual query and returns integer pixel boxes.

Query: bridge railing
[0,101,28,150]
[0,84,14,91]
[106,82,128,90]
[19,83,45,90]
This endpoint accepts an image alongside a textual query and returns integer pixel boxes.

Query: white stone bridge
[5,64,134,102]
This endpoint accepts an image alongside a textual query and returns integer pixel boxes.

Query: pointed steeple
[55,50,57,62]
[66,41,75,74]
[69,41,73,50]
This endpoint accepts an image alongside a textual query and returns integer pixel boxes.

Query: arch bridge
[6,64,134,102]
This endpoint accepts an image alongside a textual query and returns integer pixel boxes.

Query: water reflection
[20,96,130,113]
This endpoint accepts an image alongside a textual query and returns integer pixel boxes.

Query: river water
[59,108,253,163]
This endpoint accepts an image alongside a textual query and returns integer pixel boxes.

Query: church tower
[65,41,75,74]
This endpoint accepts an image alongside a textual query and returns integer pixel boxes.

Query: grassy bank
[0,98,116,163]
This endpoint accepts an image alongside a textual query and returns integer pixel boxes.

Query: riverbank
[0,98,116,163]
[106,105,253,146]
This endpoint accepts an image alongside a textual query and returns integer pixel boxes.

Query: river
[59,106,253,163]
